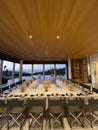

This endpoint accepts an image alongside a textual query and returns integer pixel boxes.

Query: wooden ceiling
[0,0,98,62]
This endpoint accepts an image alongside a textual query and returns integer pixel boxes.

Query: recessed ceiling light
[57,36,60,39]
[29,35,32,39]
[45,51,47,55]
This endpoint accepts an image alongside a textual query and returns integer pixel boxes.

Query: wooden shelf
[71,58,88,83]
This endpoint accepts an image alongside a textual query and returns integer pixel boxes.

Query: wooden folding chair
[27,98,45,130]
[48,98,65,129]
[66,99,84,128]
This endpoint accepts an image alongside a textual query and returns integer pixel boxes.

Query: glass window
[33,64,43,77]
[22,64,32,80]
[22,64,32,74]
[56,64,66,78]
[45,64,54,78]
[15,63,20,78]
[3,60,13,79]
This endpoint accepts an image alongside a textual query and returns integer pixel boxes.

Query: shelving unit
[82,58,88,83]
[71,58,88,83]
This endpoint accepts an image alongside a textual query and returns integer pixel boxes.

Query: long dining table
[0,80,98,112]
[0,80,98,100]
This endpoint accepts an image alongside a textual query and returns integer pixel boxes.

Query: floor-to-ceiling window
[2,61,67,81]
[33,64,43,78]
[45,64,54,79]
[22,64,32,80]
[15,63,20,78]
[56,64,66,78]
[3,60,13,80]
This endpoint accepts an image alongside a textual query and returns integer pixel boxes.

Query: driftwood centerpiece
[43,80,51,92]
[20,84,26,92]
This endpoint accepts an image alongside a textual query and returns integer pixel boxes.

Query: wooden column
[68,59,72,80]
[19,60,23,81]
[0,59,3,84]
[12,62,15,81]
[54,64,56,77]
[43,64,45,79]
[65,64,67,79]
[32,64,33,78]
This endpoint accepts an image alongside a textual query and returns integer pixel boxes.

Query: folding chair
[48,98,65,129]
[0,100,7,130]
[7,99,26,130]
[27,98,45,130]
[66,98,84,128]
[85,98,98,128]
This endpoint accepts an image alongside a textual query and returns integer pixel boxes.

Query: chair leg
[0,116,2,130]
[28,113,30,130]
[7,112,9,130]
[67,112,72,128]
[61,114,64,129]
[20,114,23,130]
[41,112,44,130]
[87,111,93,128]
[68,116,72,128]
[49,113,51,129]
[82,111,85,128]
[90,112,93,128]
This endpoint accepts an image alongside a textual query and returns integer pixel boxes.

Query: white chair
[7,99,25,130]
[66,99,84,128]
[27,98,45,130]
[48,98,64,129]
[84,98,98,128]
[0,100,7,130]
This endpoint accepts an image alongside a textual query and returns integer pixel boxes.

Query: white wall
[90,52,98,88]
[68,59,71,79]
[87,57,91,76]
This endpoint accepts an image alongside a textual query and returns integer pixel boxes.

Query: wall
[87,57,91,76]
[90,52,98,88]
[68,59,72,79]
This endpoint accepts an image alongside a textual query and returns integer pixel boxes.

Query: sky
[3,60,66,73]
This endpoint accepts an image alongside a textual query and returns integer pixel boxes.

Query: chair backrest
[49,98,64,106]
[7,99,24,113]
[28,98,45,107]
[27,98,45,113]
[48,98,64,113]
[0,100,7,113]
[67,99,84,112]
[88,98,98,111]
[68,99,84,106]
[7,99,24,107]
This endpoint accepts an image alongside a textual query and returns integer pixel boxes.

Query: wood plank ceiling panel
[0,0,98,61]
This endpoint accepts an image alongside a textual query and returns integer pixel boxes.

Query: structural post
[68,59,72,80]
[54,64,56,77]
[65,63,67,79]
[19,60,23,81]
[12,62,15,82]
[0,59,3,84]
[43,64,45,79]
[32,64,33,78]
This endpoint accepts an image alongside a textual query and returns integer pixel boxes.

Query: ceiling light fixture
[29,35,32,39]
[45,51,47,55]
[57,35,60,39]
